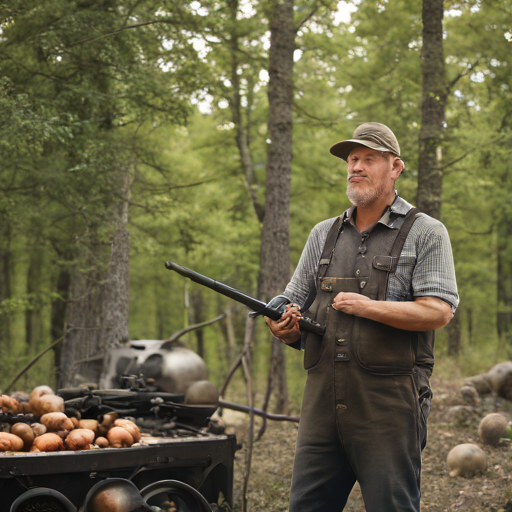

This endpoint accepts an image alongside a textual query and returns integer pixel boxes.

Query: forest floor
[219,376,512,512]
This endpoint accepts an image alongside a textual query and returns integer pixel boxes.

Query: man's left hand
[332,292,371,316]
[331,293,453,331]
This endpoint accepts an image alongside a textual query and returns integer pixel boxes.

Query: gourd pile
[0,386,142,453]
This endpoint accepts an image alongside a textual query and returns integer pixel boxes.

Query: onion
[0,432,24,452]
[107,427,133,448]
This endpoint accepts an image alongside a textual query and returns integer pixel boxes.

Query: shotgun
[165,261,325,336]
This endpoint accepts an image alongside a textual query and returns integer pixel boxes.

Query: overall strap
[372,207,420,301]
[317,217,344,279]
[390,207,420,259]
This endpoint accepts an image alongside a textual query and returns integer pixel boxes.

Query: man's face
[346,146,399,207]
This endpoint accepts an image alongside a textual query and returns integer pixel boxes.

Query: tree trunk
[447,307,461,356]
[99,168,131,354]
[59,253,103,388]
[51,267,71,377]
[191,289,205,358]
[0,227,12,352]
[25,252,43,349]
[416,0,446,220]
[60,168,131,387]
[497,222,512,356]
[259,0,295,414]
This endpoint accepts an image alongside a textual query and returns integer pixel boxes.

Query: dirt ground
[221,376,512,512]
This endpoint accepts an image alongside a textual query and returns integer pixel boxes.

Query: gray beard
[346,181,388,207]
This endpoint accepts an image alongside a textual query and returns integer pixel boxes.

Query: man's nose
[350,161,364,172]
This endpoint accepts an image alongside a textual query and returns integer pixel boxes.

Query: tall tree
[258,0,296,414]
[416,0,446,219]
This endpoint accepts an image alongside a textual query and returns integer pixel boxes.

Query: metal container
[100,340,208,394]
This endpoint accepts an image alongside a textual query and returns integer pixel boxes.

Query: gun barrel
[165,261,267,314]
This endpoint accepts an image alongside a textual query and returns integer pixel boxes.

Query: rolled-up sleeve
[411,220,459,310]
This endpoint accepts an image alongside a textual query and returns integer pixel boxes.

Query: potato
[79,419,99,434]
[107,427,133,448]
[0,432,24,452]
[114,419,141,443]
[40,412,74,437]
[98,412,117,437]
[65,429,95,450]
[0,394,19,413]
[31,433,65,452]
[95,436,109,448]
[30,395,65,417]
[31,423,47,437]
[11,423,35,450]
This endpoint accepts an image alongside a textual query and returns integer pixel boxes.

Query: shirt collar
[341,193,415,230]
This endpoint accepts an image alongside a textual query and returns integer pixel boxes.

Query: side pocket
[303,331,324,370]
[302,300,327,371]
[419,395,431,451]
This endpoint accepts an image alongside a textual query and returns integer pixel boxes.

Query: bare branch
[295,8,318,32]
[65,20,180,50]
[162,314,225,344]
[447,58,480,93]
[3,333,70,393]
[293,101,339,128]
[219,400,299,422]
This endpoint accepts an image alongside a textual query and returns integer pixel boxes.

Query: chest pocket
[354,317,416,374]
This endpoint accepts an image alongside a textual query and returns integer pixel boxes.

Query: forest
[0,0,512,454]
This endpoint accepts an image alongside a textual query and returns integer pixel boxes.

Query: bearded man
[266,122,458,512]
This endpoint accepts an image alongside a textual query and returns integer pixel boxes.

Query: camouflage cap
[330,122,401,161]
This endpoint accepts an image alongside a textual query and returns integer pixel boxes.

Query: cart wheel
[140,480,213,512]
[81,478,152,511]
[10,488,76,512]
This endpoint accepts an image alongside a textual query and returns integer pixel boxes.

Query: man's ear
[391,157,404,180]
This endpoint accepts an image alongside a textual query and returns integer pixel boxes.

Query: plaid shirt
[283,195,459,311]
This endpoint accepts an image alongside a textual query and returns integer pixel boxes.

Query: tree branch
[3,333,70,393]
[162,314,225,345]
[295,8,318,32]
[65,20,180,50]
[447,58,480,93]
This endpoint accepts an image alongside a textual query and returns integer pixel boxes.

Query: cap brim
[329,139,392,161]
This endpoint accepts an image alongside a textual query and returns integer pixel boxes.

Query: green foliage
[1,0,512,396]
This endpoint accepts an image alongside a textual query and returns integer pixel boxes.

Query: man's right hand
[265,304,302,345]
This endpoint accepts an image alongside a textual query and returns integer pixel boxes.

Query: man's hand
[265,304,302,345]
[331,293,453,331]
[332,292,371,315]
